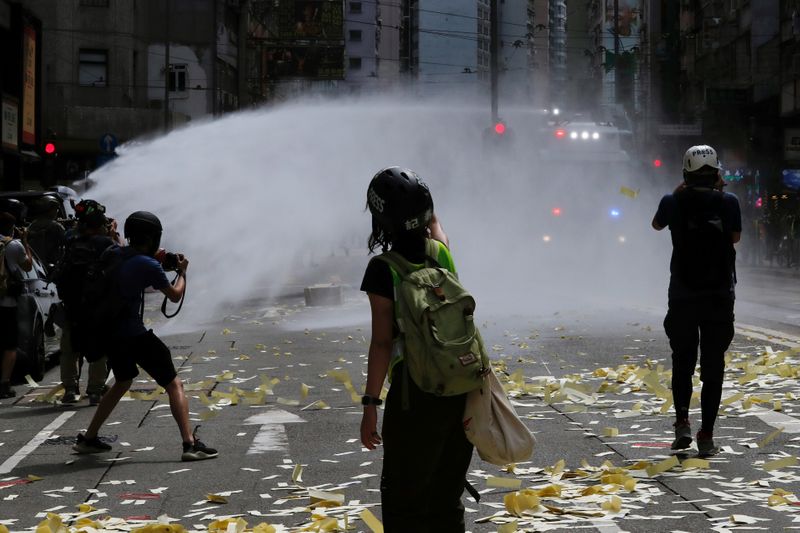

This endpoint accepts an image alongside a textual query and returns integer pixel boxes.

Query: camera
[155,248,181,272]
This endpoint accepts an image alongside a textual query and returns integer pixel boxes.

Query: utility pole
[490,0,499,122]
[613,0,619,106]
[164,0,171,133]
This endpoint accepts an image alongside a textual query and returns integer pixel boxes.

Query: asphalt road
[1,261,799,532]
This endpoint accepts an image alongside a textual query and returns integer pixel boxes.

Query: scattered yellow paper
[221,328,232,335]
[619,186,639,199]
[35,513,66,533]
[646,455,679,477]
[497,521,518,533]
[504,489,540,516]
[681,458,709,470]
[602,427,619,437]
[487,476,523,489]
[0,525,9,533]
[758,427,784,448]
[252,524,276,533]
[722,391,744,405]
[301,383,310,399]
[774,400,783,411]
[207,493,228,504]
[27,474,43,481]
[767,488,795,506]
[309,489,345,507]
[131,525,188,533]
[359,509,384,533]
[601,495,622,513]
[77,503,96,513]
[763,456,798,472]
[24,374,39,388]
[292,464,304,483]
[207,518,247,533]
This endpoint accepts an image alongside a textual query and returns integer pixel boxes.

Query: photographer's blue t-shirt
[115,254,169,338]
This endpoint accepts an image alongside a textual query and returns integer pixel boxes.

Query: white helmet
[683,145,722,173]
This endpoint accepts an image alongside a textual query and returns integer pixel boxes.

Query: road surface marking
[592,520,623,533]
[0,411,76,474]
[736,323,800,348]
[751,410,800,434]
[244,409,305,455]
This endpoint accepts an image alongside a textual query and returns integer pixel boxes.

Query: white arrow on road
[244,409,305,455]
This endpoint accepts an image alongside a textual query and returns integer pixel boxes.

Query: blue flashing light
[610,209,621,218]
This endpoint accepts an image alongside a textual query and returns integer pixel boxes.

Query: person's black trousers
[380,364,473,533]
[664,298,735,432]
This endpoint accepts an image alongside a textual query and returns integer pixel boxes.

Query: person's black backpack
[54,236,135,361]
[672,189,735,291]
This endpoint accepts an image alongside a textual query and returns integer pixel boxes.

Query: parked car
[0,189,77,226]
[13,251,61,382]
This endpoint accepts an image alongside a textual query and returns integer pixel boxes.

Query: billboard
[275,1,343,41]
[605,0,641,47]
[782,169,800,190]
[22,25,36,145]
[2,96,18,151]
[266,46,344,79]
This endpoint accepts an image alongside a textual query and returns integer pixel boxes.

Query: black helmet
[367,167,433,235]
[0,198,28,223]
[33,194,61,216]
[74,199,107,227]
[124,211,162,239]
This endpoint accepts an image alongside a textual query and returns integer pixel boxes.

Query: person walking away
[652,145,741,457]
[73,211,217,461]
[0,211,33,399]
[360,167,473,532]
[55,200,114,405]
[27,195,66,274]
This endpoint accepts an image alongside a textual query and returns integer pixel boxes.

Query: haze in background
[88,96,672,330]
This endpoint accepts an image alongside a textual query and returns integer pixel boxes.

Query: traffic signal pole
[490,0,499,123]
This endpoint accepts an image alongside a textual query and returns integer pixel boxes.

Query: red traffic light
[653,158,662,168]
[551,207,562,217]
[555,129,566,139]
[44,142,56,155]
[494,122,506,135]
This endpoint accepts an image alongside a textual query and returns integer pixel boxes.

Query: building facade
[19,0,242,179]
[1,1,42,190]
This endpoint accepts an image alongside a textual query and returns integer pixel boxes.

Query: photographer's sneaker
[62,390,80,404]
[671,419,692,450]
[181,426,218,461]
[0,382,16,399]
[73,433,112,454]
[696,430,719,458]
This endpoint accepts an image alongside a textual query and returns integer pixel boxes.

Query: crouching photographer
[74,211,218,462]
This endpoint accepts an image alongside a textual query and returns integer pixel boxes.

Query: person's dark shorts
[108,330,177,388]
[0,306,19,351]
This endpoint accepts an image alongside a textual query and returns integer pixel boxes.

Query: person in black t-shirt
[652,145,742,457]
[360,167,471,533]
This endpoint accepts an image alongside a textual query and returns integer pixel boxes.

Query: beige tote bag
[463,369,535,465]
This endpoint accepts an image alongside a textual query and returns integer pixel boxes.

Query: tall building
[548,0,567,104]
[20,0,242,178]
[344,0,378,93]
[565,0,593,112]
[413,0,480,93]
[0,1,42,190]
[498,0,536,105]
[678,0,781,182]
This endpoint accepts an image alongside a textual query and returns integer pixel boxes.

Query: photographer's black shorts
[0,306,18,351]
[108,330,178,388]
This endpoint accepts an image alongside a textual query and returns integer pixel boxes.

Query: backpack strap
[425,238,442,267]
[376,250,415,279]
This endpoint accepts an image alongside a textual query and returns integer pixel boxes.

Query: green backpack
[378,239,489,398]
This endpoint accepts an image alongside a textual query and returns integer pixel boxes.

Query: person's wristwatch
[361,395,383,406]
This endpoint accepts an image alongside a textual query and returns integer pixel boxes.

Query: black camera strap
[161,272,186,318]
